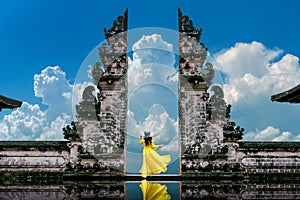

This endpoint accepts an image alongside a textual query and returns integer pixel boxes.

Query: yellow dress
[139,138,171,178]
[139,180,171,200]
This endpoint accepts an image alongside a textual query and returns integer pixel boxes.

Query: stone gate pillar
[94,8,128,173]
[178,8,210,173]
[178,8,235,175]
[75,9,128,174]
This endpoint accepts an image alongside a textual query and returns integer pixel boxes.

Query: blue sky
[1,0,300,174]
[1,0,300,105]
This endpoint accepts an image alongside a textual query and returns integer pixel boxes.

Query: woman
[139,179,171,200]
[139,131,171,178]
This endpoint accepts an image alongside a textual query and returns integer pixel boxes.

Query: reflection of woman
[139,180,171,200]
[139,131,171,178]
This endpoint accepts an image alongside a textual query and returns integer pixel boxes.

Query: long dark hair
[144,137,152,146]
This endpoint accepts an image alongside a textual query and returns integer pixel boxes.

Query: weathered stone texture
[1,8,300,179]
[0,141,69,172]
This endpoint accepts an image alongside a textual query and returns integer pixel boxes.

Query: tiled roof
[0,94,22,111]
[271,84,300,103]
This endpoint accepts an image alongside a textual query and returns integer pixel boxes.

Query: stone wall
[0,141,69,172]
[1,9,300,179]
[237,142,300,174]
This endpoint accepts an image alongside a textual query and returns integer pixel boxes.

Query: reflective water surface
[1,178,300,199]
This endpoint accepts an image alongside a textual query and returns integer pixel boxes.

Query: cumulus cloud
[295,134,300,141]
[0,102,45,140]
[215,41,300,104]
[216,42,281,79]
[0,66,74,140]
[243,126,296,141]
[126,34,179,174]
[272,131,293,141]
[243,126,281,141]
[127,104,177,151]
[127,33,178,123]
[128,34,177,91]
[132,34,173,52]
[34,66,73,121]
[126,104,178,174]
[215,41,300,141]
[128,34,178,122]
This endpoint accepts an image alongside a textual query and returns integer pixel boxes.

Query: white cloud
[126,104,178,173]
[0,102,45,140]
[128,34,176,91]
[36,114,71,141]
[216,41,282,79]
[33,66,73,121]
[127,35,178,132]
[215,41,300,141]
[0,66,74,141]
[132,34,173,52]
[243,126,296,141]
[243,126,281,141]
[127,104,178,152]
[144,104,177,143]
[272,131,293,141]
[126,34,179,173]
[215,41,300,104]
[131,34,175,68]
[34,66,70,99]
[295,134,300,140]
[62,92,72,99]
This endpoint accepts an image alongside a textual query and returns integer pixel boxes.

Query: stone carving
[68,8,247,175]
[178,8,202,42]
[62,121,125,172]
[179,90,208,157]
[104,9,128,39]
[178,9,245,173]
[91,62,104,85]
[63,121,81,142]
[90,8,128,163]
[98,8,128,83]
[203,62,214,86]
[223,122,244,142]
[241,156,300,168]
[178,8,209,82]
[207,85,227,123]
[71,9,128,173]
[2,9,300,185]
[75,86,100,121]
[178,9,219,166]
[65,161,111,172]
[178,8,217,158]
[0,156,64,168]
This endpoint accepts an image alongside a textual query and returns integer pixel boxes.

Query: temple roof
[0,94,22,111]
[271,84,300,103]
